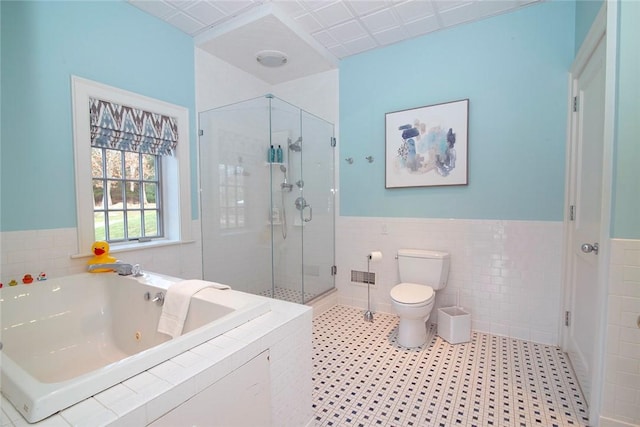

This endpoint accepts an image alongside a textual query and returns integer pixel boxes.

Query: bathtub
[0,272,271,423]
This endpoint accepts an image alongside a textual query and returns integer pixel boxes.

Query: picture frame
[385,99,469,188]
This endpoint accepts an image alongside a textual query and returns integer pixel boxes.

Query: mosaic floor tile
[258,286,316,303]
[312,306,588,427]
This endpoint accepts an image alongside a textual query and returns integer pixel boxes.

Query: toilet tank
[397,249,450,290]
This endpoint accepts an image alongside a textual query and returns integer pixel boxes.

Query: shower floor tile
[258,286,316,303]
[312,306,588,427]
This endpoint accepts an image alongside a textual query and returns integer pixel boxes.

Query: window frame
[72,76,192,256]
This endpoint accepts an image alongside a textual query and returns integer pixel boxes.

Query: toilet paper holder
[364,251,382,322]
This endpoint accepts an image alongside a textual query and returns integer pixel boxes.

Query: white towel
[157,279,230,338]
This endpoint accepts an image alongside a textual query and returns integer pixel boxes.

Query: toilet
[390,249,450,348]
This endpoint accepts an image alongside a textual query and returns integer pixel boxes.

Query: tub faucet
[88,262,142,276]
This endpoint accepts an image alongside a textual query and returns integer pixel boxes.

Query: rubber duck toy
[22,274,34,284]
[37,272,47,281]
[9,279,18,286]
[88,241,117,273]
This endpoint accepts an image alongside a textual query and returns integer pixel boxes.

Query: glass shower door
[268,97,303,302]
[269,99,335,303]
[298,110,335,302]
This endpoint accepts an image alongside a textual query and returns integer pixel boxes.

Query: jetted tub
[0,272,271,423]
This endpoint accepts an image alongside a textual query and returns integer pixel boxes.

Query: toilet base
[396,315,430,348]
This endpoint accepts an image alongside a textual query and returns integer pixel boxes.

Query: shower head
[288,137,302,152]
[279,164,293,192]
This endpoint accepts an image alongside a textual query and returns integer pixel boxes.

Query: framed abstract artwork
[385,99,469,188]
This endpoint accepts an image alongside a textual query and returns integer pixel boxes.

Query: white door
[565,34,606,405]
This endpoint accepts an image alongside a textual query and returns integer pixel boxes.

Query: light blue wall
[575,0,604,53]
[0,1,197,232]
[339,2,575,220]
[612,0,640,239]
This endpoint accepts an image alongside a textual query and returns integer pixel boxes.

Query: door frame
[560,2,617,424]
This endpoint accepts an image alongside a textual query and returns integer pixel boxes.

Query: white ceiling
[128,0,539,84]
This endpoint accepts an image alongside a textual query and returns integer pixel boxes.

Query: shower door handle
[304,204,312,222]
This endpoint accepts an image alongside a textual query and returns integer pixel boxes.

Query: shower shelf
[265,162,285,167]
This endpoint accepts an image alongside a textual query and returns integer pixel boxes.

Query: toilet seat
[390,283,434,305]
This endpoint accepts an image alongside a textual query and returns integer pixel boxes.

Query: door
[269,98,336,304]
[564,35,606,404]
[299,110,336,302]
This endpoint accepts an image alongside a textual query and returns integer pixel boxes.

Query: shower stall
[198,95,335,304]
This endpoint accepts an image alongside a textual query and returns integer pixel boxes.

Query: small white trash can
[438,306,471,344]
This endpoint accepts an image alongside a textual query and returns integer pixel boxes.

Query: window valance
[90,98,178,156]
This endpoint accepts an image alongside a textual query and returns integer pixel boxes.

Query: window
[92,148,162,242]
[72,76,192,256]
[219,163,246,229]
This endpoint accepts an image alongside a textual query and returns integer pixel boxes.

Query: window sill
[71,239,196,259]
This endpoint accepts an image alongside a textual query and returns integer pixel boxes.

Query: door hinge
[573,96,578,112]
[198,129,204,136]
[569,205,575,221]
[565,311,571,327]
[331,265,337,276]
[330,137,336,147]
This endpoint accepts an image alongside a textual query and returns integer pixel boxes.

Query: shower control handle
[295,196,307,210]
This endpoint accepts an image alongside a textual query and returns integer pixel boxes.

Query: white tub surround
[336,217,563,346]
[0,290,312,426]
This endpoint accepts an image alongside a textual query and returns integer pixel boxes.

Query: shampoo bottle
[268,145,275,163]
[276,145,283,163]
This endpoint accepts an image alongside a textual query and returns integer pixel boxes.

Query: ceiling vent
[256,50,288,68]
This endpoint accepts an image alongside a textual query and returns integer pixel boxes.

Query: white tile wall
[0,221,203,284]
[269,307,313,426]
[0,216,565,348]
[601,238,640,427]
[335,216,564,346]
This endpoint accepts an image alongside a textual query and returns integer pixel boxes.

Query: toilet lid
[390,283,434,304]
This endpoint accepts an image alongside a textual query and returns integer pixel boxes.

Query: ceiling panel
[128,0,539,84]
[313,1,354,27]
[360,8,399,33]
